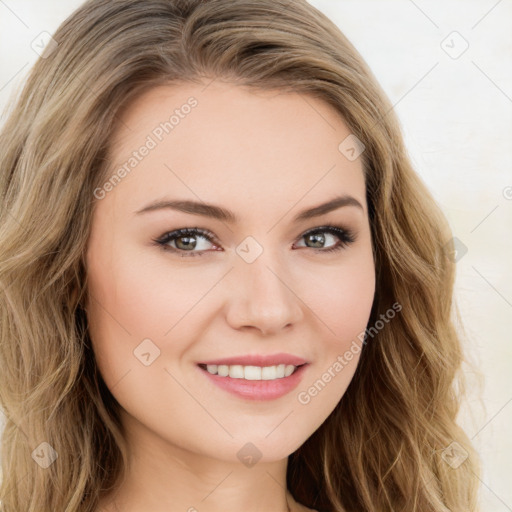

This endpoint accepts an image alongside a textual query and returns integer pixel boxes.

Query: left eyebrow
[134,194,364,223]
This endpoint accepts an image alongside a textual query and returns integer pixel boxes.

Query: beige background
[1,1,511,510]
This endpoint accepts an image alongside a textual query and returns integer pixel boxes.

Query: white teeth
[203,363,300,380]
[229,365,244,379]
[284,364,295,377]
[217,365,229,377]
[244,365,261,380]
[261,366,276,380]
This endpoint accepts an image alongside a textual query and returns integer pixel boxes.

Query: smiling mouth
[198,363,307,381]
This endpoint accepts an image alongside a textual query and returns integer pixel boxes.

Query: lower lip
[198,364,308,401]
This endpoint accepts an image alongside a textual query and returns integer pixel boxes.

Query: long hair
[0,1,480,510]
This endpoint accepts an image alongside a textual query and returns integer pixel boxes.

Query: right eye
[153,227,220,257]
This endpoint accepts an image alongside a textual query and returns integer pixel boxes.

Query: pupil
[177,236,196,250]
[307,233,325,248]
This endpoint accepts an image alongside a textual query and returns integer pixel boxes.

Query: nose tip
[225,261,303,335]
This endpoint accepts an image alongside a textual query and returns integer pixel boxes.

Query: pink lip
[197,363,308,401]
[197,353,308,367]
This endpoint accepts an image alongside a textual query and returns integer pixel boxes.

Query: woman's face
[85,80,375,464]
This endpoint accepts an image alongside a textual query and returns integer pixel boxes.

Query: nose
[225,253,304,336]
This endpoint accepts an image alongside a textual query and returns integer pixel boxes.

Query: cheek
[291,252,375,413]
[85,249,198,428]
[86,245,194,339]
[84,240,167,385]
[298,251,376,343]
[323,272,373,337]
[85,242,221,388]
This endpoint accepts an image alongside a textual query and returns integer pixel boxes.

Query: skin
[85,79,376,512]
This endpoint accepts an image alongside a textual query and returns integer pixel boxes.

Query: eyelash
[152,224,356,258]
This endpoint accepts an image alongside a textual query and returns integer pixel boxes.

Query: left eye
[296,226,352,251]
[153,225,356,257]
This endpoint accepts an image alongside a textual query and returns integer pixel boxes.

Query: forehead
[103,80,367,222]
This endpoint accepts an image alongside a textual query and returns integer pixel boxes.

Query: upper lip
[198,353,308,367]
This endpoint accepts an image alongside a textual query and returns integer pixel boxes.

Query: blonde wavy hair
[0,0,480,511]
